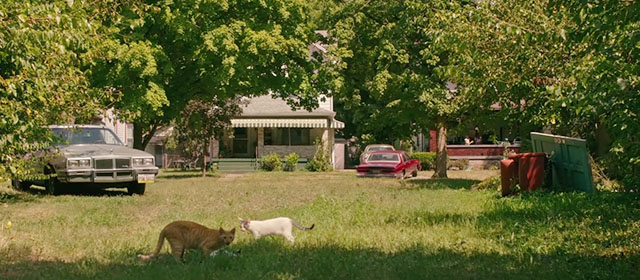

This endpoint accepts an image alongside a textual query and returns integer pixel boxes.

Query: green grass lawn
[1,170,639,279]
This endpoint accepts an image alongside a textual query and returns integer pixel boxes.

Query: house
[144,94,345,171]
[215,94,344,160]
[144,31,346,170]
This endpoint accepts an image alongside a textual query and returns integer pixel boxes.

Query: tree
[0,0,112,179]
[92,0,321,151]
[445,0,640,187]
[318,0,475,178]
[175,97,242,177]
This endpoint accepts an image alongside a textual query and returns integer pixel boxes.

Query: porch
[216,118,343,159]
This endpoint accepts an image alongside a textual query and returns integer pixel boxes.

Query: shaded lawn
[1,170,639,279]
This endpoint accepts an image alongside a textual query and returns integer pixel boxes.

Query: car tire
[411,169,418,177]
[11,178,31,191]
[128,183,145,195]
[45,177,64,196]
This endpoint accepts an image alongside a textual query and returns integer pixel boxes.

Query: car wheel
[11,178,31,191]
[45,177,64,195]
[411,169,418,177]
[127,183,146,195]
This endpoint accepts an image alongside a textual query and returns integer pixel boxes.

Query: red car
[356,151,421,178]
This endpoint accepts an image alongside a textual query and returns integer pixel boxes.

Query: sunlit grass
[1,170,638,279]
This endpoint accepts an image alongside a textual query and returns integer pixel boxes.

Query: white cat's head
[238,217,250,232]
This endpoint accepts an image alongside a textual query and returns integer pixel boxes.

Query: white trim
[231,119,328,128]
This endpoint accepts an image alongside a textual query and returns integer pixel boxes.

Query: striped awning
[231,118,345,129]
[331,120,345,129]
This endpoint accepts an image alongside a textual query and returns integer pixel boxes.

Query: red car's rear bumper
[356,171,402,178]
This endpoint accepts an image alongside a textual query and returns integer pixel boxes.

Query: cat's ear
[231,228,236,234]
[219,227,224,233]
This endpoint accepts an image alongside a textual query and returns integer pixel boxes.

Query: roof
[238,95,336,118]
[48,125,105,129]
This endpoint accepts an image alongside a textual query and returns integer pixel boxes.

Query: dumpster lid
[530,132,594,192]
[508,152,547,160]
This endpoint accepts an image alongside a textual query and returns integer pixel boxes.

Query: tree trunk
[133,122,158,151]
[433,120,448,178]
[202,144,207,177]
[133,122,144,150]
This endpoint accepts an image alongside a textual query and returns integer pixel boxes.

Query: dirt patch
[219,173,245,182]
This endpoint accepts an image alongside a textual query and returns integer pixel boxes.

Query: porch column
[257,127,264,158]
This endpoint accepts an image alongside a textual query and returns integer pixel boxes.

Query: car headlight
[67,159,91,169]
[133,158,154,166]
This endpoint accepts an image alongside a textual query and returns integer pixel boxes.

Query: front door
[232,128,250,157]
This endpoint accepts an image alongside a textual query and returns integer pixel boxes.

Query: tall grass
[1,170,638,279]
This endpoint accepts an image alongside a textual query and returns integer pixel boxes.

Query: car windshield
[368,153,400,162]
[52,127,123,146]
[368,146,394,152]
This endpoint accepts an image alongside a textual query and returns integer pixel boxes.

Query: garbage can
[500,158,517,196]
[509,152,547,191]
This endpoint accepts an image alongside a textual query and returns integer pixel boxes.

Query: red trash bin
[500,159,518,196]
[509,152,546,191]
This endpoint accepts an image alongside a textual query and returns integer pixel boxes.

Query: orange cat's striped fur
[138,221,235,262]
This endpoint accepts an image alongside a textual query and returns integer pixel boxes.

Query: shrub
[284,153,300,172]
[260,153,283,171]
[306,139,332,172]
[471,176,501,191]
[410,152,437,170]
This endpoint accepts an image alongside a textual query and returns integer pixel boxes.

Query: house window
[264,128,311,146]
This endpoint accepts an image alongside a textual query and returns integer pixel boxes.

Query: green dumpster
[530,132,594,192]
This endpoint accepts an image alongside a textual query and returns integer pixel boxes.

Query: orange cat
[138,221,235,262]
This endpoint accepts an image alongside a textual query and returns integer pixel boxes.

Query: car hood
[59,144,152,158]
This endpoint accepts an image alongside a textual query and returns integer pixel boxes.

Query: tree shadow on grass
[14,185,130,197]
[0,190,37,204]
[404,178,480,190]
[474,191,640,253]
[2,240,638,280]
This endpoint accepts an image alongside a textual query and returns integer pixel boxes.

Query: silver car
[359,144,395,164]
[12,125,158,195]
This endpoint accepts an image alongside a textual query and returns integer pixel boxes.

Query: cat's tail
[137,229,166,260]
[291,219,315,231]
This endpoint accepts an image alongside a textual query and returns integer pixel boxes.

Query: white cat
[238,217,314,244]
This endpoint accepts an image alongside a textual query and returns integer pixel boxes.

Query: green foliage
[320,0,476,178]
[91,0,321,150]
[306,140,332,172]
[174,97,242,176]
[410,152,437,171]
[471,176,501,191]
[261,153,283,171]
[0,0,113,180]
[284,153,300,172]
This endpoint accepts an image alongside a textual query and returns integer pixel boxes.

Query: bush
[260,153,283,171]
[471,176,501,191]
[410,152,437,170]
[284,153,300,172]
[306,140,332,172]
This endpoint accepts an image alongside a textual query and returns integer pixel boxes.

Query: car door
[402,152,415,173]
